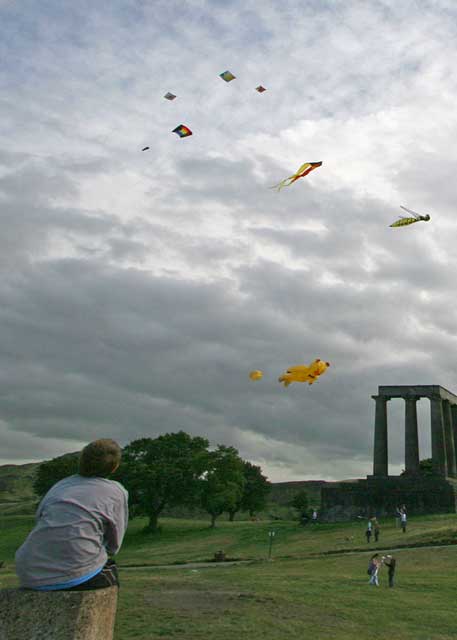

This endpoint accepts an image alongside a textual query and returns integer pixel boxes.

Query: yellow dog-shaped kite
[278,359,330,387]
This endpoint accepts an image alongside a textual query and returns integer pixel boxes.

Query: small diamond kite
[141,147,150,151]
[172,124,192,138]
[220,70,236,82]
[255,86,266,93]
[164,92,176,100]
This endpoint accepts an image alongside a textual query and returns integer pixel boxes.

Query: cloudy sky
[2,0,457,481]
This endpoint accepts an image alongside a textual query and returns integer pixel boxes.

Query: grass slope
[1,514,457,639]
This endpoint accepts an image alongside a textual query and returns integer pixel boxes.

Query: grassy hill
[0,460,334,517]
[0,463,39,503]
[2,514,457,639]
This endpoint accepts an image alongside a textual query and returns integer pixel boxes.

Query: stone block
[0,586,118,640]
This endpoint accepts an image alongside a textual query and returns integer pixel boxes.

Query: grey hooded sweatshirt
[15,474,128,589]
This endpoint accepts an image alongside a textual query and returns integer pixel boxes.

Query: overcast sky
[2,0,457,481]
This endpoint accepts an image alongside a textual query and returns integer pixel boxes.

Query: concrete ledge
[0,586,118,640]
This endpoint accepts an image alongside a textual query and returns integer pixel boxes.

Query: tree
[400,458,437,477]
[200,445,245,527]
[113,431,209,532]
[227,461,271,521]
[33,452,80,498]
[290,490,309,521]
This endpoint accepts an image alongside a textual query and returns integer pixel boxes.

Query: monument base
[320,476,457,522]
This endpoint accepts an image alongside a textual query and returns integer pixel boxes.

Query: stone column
[451,404,457,472]
[442,400,457,477]
[372,395,389,476]
[430,395,448,477]
[404,396,420,474]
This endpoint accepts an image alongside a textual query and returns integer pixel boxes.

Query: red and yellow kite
[272,161,322,191]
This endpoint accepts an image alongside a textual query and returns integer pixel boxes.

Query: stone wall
[0,586,118,640]
[321,476,457,522]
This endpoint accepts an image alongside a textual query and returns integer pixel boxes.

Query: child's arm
[104,488,129,555]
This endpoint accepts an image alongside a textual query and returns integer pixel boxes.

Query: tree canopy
[113,431,209,531]
[200,445,245,527]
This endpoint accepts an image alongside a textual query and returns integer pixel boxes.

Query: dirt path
[119,542,457,571]
[121,560,255,570]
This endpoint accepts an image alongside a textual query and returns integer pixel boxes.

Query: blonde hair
[78,439,122,477]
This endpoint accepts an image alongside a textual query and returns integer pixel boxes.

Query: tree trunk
[228,511,235,522]
[146,510,160,532]
[210,513,217,528]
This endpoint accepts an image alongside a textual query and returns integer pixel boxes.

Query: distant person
[367,553,380,586]
[366,519,372,543]
[312,510,318,524]
[400,510,407,533]
[15,439,128,591]
[373,518,380,542]
[383,555,396,587]
[395,506,402,528]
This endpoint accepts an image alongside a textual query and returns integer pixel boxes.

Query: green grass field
[1,514,457,639]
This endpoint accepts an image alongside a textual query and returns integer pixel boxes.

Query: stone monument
[321,385,457,521]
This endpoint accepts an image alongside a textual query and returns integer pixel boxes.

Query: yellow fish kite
[249,370,263,381]
[272,161,322,191]
[278,359,330,387]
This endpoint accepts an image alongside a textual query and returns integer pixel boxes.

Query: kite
[249,370,263,381]
[390,206,431,227]
[164,92,177,100]
[141,147,150,151]
[220,70,236,82]
[271,161,322,191]
[255,86,266,93]
[278,359,330,387]
[172,124,192,138]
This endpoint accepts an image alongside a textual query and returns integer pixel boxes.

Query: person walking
[373,518,380,542]
[368,554,380,586]
[400,510,407,533]
[383,555,396,587]
[366,519,372,543]
[311,510,318,524]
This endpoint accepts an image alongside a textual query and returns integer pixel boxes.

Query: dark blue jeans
[61,559,119,591]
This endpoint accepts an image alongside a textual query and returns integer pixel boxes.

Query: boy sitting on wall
[15,439,128,591]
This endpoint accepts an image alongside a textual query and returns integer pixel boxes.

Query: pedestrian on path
[400,511,407,533]
[366,519,372,543]
[373,517,380,542]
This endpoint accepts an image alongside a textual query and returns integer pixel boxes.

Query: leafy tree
[113,432,209,532]
[200,445,245,527]
[227,461,271,521]
[290,490,309,521]
[33,452,80,498]
[400,458,437,477]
